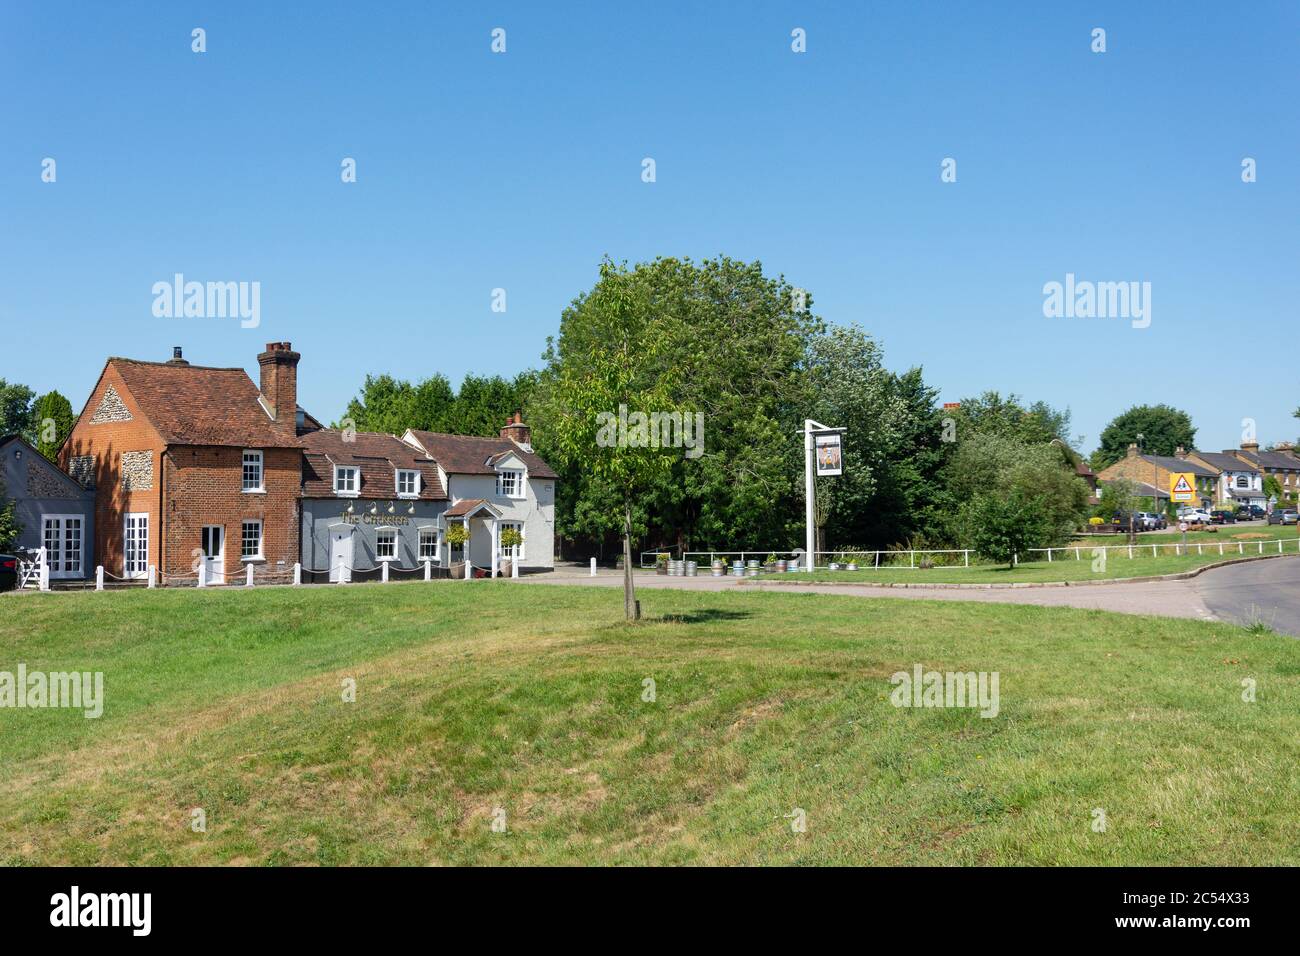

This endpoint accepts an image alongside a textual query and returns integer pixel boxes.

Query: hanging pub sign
[815,433,843,476]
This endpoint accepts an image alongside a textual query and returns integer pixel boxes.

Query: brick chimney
[167,346,189,366]
[500,409,531,450]
[257,341,300,436]
[1126,442,1139,459]
[1241,438,1260,454]
[1175,445,1186,459]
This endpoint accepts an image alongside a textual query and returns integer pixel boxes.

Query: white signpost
[803,419,846,573]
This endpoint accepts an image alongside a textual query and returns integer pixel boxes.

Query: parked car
[1267,508,1299,525]
[1245,504,1266,520]
[1209,509,1236,524]
[0,554,16,592]
[1180,509,1213,525]
[1111,511,1141,532]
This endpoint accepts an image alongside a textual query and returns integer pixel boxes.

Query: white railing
[1025,538,1297,562]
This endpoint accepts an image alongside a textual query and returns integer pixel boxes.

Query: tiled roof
[1190,451,1260,473]
[1232,448,1300,471]
[445,498,498,518]
[107,358,300,448]
[1140,455,1217,477]
[300,429,446,500]
[1099,478,1168,499]
[405,430,558,479]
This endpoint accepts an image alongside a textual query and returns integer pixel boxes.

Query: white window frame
[240,519,264,561]
[395,468,420,499]
[375,527,398,561]
[496,467,525,500]
[124,512,149,579]
[242,449,264,493]
[499,520,525,560]
[42,514,84,578]
[418,528,439,563]
[333,464,359,497]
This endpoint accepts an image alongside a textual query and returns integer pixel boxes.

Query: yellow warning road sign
[1170,473,1196,502]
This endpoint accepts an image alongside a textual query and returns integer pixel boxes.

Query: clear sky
[2,2,1296,453]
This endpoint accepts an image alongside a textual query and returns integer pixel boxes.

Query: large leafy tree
[29,390,76,460]
[803,324,946,549]
[339,371,534,437]
[947,391,1072,446]
[1093,404,1196,469]
[538,260,690,619]
[536,255,819,556]
[0,379,35,437]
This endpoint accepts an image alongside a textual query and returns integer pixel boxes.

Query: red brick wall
[61,364,167,577]
[62,363,302,578]
[162,446,300,578]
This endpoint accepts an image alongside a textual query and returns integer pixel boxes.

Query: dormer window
[334,465,359,496]
[496,468,524,499]
[396,469,420,498]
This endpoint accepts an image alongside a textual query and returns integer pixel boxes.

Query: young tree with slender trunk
[540,261,690,620]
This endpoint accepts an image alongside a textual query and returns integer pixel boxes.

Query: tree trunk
[622,498,638,620]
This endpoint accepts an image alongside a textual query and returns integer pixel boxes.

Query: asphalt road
[1192,555,1300,635]
[542,555,1300,635]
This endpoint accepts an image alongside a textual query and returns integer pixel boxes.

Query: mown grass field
[3,581,1299,865]
[791,548,1299,584]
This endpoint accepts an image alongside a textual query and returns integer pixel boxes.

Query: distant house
[0,435,95,580]
[1184,450,1265,509]
[1096,444,1217,510]
[1228,441,1300,506]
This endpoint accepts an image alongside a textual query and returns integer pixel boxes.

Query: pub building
[56,341,557,585]
[298,428,450,582]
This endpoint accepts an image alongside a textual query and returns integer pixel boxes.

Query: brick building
[1095,444,1217,510]
[60,344,304,582]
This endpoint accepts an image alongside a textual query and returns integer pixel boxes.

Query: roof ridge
[108,357,245,371]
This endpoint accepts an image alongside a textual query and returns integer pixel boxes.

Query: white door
[124,513,149,579]
[201,526,225,585]
[41,515,84,579]
[330,529,353,583]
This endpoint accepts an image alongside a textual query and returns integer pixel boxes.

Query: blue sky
[2,2,1297,453]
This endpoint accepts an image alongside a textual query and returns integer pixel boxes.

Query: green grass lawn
[3,581,1299,865]
[786,548,1298,585]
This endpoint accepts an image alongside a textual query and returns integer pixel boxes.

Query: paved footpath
[537,555,1300,634]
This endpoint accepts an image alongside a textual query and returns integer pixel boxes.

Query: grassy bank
[3,581,1299,865]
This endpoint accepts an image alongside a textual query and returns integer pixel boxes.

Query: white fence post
[590,557,597,577]
[245,564,254,587]
[198,563,207,588]
[424,559,431,581]
[382,561,389,583]
[95,565,104,591]
[512,555,520,579]
[465,558,473,580]
[147,565,156,589]
[293,562,302,585]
